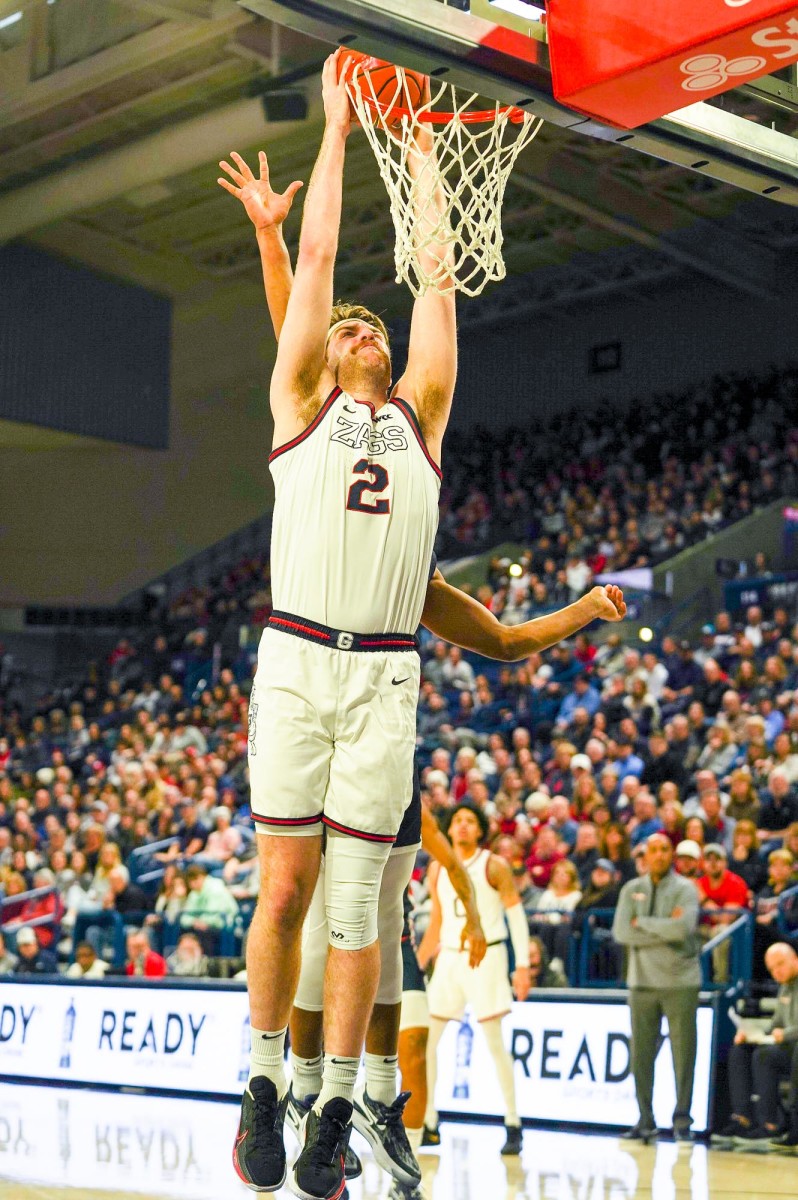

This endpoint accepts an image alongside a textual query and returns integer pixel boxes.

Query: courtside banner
[0,980,252,1096]
[0,981,715,1130]
[434,997,716,1133]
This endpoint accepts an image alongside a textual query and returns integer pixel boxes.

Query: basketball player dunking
[220,49,456,1200]
[219,131,627,1197]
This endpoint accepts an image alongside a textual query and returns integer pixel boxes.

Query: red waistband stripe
[323,815,396,844]
[268,610,418,653]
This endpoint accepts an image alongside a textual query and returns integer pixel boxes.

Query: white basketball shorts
[426,943,513,1023]
[248,625,419,842]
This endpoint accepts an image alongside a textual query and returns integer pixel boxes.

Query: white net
[345,67,544,298]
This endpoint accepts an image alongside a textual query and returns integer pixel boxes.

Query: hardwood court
[0,1082,795,1200]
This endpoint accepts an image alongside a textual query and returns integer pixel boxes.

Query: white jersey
[269,386,441,633]
[438,849,507,950]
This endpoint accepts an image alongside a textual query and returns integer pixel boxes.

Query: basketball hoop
[344,62,544,298]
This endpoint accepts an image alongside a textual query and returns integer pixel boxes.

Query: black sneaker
[291,1096,353,1200]
[500,1124,523,1156]
[712,1118,751,1144]
[352,1086,421,1187]
[729,1123,772,1142]
[420,1123,440,1147]
[232,1076,288,1192]
[287,1087,362,1181]
[770,1128,798,1153]
[621,1122,657,1142]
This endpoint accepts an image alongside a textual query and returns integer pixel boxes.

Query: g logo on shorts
[336,632,354,650]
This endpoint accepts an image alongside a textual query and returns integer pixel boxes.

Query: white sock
[314,1053,359,1112]
[248,1025,287,1098]
[480,1017,519,1126]
[365,1052,398,1105]
[424,1017,447,1129]
[291,1052,323,1101]
[407,1127,423,1151]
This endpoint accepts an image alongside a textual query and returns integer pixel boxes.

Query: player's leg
[353,845,422,1188]
[291,830,392,1200]
[291,650,417,1200]
[469,944,521,1155]
[288,854,363,1182]
[423,947,465,1141]
[234,633,332,1193]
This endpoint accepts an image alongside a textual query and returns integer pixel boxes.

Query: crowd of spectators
[0,363,797,992]
[438,367,798,618]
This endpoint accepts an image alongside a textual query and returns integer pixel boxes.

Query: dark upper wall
[0,245,170,448]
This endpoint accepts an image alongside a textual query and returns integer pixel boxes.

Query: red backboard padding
[547,0,798,129]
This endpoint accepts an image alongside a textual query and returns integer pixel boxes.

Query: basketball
[339,50,426,126]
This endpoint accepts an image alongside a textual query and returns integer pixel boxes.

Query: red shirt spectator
[698,845,750,919]
[525,826,566,889]
[125,929,167,977]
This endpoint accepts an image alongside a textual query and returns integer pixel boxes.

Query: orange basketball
[339,50,426,127]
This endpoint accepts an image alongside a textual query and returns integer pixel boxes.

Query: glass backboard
[241,0,798,205]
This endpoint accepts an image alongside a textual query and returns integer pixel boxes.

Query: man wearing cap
[697,844,750,983]
[612,833,701,1141]
[13,926,58,974]
[674,840,703,887]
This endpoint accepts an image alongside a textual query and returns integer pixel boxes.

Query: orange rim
[353,91,530,126]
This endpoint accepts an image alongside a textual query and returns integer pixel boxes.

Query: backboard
[240,0,798,205]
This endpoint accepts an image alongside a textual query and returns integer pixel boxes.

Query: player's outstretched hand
[512,965,531,1002]
[217,150,302,232]
[461,917,487,969]
[589,584,626,623]
[322,47,352,136]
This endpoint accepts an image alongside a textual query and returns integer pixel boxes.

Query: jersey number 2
[347,458,390,515]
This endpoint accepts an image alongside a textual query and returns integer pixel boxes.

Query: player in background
[417,802,528,1156]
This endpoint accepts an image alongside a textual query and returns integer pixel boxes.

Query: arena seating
[0,364,796,992]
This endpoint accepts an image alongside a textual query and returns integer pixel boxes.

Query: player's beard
[336,344,391,396]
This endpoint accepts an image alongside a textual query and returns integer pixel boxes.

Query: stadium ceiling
[1,0,798,326]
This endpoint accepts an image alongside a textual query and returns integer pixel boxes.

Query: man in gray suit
[612,832,701,1142]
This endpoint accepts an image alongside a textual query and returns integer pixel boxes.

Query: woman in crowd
[729,819,768,894]
[599,821,636,883]
[529,859,583,975]
[684,815,708,849]
[727,768,762,825]
[571,773,604,823]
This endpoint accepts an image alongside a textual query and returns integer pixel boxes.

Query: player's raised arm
[217,149,301,340]
[393,86,457,463]
[421,571,626,660]
[269,50,352,428]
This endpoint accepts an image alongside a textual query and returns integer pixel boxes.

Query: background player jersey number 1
[346,457,390,514]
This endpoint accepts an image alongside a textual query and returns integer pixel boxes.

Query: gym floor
[0,1082,795,1200]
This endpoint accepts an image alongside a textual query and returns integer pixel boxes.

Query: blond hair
[329,302,389,347]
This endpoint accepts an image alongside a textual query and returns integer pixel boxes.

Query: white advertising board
[0,982,715,1131]
[433,998,715,1132]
